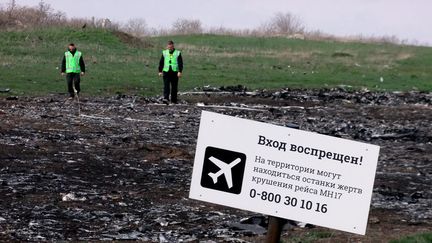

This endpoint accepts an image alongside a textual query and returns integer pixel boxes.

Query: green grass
[283,230,333,243]
[1,27,432,96]
[390,232,432,243]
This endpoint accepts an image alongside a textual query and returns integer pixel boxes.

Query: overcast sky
[4,0,432,45]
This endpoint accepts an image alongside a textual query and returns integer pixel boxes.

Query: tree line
[0,0,412,45]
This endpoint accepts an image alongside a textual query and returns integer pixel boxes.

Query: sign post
[190,111,380,235]
[266,123,299,242]
[266,217,287,243]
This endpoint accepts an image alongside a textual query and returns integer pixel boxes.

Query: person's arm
[177,53,183,72]
[61,55,66,73]
[158,54,164,76]
[177,53,183,78]
[79,55,85,73]
[158,54,164,72]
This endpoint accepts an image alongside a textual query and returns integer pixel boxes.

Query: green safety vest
[162,49,180,72]
[65,51,82,73]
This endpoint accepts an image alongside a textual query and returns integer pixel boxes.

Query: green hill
[0,27,431,96]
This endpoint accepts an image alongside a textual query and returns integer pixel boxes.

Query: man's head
[68,43,76,52]
[167,40,174,51]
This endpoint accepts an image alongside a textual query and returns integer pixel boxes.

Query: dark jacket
[61,49,86,73]
[158,49,183,72]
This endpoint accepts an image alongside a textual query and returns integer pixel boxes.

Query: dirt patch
[0,89,431,242]
[113,31,153,48]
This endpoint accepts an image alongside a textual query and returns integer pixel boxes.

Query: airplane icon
[208,156,242,189]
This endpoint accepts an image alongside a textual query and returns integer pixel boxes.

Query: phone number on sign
[249,189,328,213]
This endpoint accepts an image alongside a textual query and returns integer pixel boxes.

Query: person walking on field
[61,43,85,99]
[158,40,183,104]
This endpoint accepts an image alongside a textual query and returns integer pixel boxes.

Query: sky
[3,0,432,45]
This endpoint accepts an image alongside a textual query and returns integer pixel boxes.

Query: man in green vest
[158,40,183,104]
[61,43,86,99]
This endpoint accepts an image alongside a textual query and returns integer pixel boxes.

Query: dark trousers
[66,73,81,97]
[163,71,179,103]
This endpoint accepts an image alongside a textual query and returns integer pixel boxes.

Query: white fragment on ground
[159,234,169,243]
[155,217,169,227]
[61,192,86,202]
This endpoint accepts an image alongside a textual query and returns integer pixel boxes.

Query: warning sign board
[189,111,380,235]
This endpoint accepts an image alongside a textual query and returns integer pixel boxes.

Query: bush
[0,0,66,28]
[259,12,305,35]
[123,18,147,37]
[172,18,203,35]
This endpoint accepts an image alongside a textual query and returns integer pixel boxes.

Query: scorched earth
[0,88,431,242]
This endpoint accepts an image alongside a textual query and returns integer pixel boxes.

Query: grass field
[0,27,431,96]
[389,232,432,243]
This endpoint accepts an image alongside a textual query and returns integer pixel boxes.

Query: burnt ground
[0,89,431,242]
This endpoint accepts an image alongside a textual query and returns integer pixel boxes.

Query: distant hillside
[0,27,431,96]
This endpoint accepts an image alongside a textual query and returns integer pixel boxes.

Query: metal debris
[61,192,87,202]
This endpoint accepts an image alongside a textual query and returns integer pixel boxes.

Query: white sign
[189,111,380,235]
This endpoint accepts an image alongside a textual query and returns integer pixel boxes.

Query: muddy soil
[0,89,431,242]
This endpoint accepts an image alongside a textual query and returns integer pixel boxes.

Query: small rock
[224,238,249,243]
[240,215,267,227]
[181,236,198,242]
[228,222,267,235]
[410,192,423,199]
[286,123,300,129]
[369,216,380,224]
[118,202,127,207]
[159,234,169,243]
[297,222,314,228]
[6,96,18,100]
